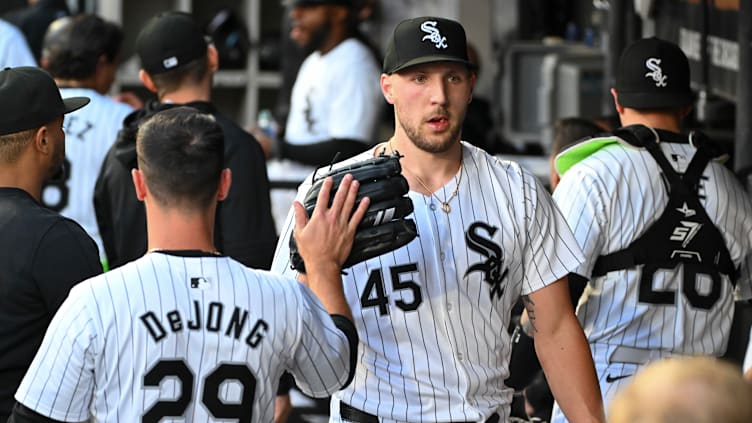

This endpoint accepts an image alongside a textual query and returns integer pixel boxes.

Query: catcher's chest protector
[591,125,737,295]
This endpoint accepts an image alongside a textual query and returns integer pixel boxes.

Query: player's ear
[33,125,49,154]
[132,168,147,201]
[381,74,395,105]
[207,44,219,73]
[139,69,158,94]
[217,168,232,201]
[610,88,625,115]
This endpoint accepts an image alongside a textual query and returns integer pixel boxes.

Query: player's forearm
[302,262,353,322]
[535,313,605,423]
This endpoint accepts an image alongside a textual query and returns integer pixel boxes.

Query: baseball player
[272,17,605,423]
[0,66,98,422]
[39,14,133,267]
[253,0,382,165]
[550,37,752,422]
[9,106,368,423]
[95,11,277,271]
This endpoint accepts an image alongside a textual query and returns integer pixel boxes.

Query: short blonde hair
[0,128,36,163]
[609,357,752,423]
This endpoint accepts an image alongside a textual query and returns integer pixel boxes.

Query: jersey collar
[555,129,691,177]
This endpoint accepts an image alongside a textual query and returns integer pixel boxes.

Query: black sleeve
[568,272,588,306]
[31,220,101,314]
[330,314,358,389]
[276,371,295,396]
[280,138,370,167]
[216,130,278,270]
[7,402,70,423]
[93,151,117,268]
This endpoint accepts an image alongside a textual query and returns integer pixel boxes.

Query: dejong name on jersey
[139,300,269,348]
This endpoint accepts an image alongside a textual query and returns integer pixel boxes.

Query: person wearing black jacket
[94,11,277,270]
[0,67,100,422]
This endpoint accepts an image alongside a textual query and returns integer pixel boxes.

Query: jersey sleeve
[520,170,584,295]
[285,282,352,397]
[31,219,102,314]
[552,164,609,280]
[14,283,98,422]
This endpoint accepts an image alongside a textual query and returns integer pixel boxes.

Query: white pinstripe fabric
[41,88,133,260]
[15,252,352,422]
[550,139,752,422]
[272,143,584,422]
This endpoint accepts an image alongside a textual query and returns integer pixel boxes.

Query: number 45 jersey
[14,251,354,422]
[553,131,752,359]
[272,143,585,421]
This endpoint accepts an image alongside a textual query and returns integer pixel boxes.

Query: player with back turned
[94,11,276,270]
[39,14,134,267]
[272,16,605,423]
[8,106,369,423]
[0,66,98,423]
[550,37,752,421]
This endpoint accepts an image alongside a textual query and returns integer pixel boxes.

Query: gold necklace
[389,140,463,214]
[413,166,462,213]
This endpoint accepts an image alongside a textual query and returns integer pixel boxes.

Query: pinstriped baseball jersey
[272,142,584,422]
[41,87,133,261]
[551,137,752,407]
[15,251,353,422]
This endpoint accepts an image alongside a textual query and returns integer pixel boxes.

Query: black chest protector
[590,125,737,292]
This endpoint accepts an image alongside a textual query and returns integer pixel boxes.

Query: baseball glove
[289,151,418,273]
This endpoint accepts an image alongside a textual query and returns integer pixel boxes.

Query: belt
[340,402,500,423]
[608,345,675,365]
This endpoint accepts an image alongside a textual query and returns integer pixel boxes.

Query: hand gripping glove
[289,151,418,272]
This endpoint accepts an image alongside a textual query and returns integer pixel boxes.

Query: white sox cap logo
[420,21,448,49]
[645,57,668,87]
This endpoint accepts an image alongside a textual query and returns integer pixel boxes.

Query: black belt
[340,402,500,423]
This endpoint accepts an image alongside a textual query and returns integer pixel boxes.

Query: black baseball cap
[283,0,356,7]
[0,67,89,136]
[615,37,693,110]
[383,17,473,74]
[136,11,208,75]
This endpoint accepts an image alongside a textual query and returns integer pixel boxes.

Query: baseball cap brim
[617,91,694,110]
[388,55,474,74]
[63,96,90,114]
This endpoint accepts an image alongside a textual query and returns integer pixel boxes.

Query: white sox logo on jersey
[645,58,668,87]
[420,21,448,49]
[464,222,509,300]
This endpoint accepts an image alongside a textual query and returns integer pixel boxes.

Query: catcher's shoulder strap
[591,125,737,282]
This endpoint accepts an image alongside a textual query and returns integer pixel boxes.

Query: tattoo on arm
[522,295,537,333]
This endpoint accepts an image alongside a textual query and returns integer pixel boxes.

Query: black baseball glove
[289,151,418,273]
